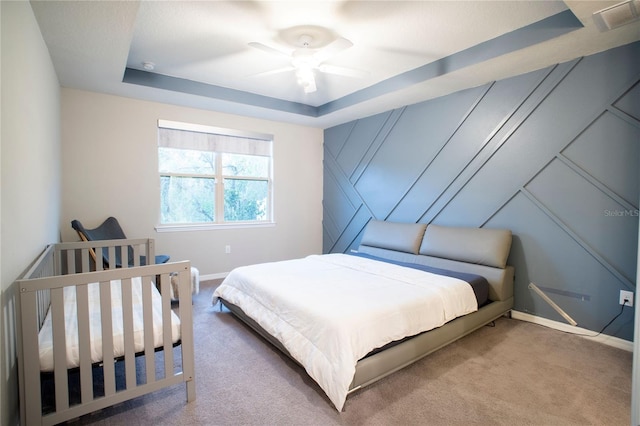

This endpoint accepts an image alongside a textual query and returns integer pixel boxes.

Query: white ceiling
[30,1,640,128]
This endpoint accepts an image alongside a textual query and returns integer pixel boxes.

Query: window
[158,120,273,228]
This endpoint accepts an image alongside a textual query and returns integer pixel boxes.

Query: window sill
[155,222,276,233]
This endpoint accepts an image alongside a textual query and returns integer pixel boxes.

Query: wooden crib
[16,239,196,426]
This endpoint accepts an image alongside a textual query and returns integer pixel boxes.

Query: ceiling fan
[248,25,367,93]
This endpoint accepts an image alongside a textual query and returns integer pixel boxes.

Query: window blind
[158,120,272,157]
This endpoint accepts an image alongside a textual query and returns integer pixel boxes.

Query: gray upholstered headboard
[357,220,514,302]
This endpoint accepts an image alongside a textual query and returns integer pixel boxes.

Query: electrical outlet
[619,290,634,307]
[225,245,231,254]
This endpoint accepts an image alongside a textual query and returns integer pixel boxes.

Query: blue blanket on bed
[349,252,489,306]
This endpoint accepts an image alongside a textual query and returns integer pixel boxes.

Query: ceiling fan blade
[248,41,291,58]
[247,66,295,78]
[318,64,368,78]
[313,36,353,63]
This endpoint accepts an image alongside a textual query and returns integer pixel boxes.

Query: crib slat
[37,289,50,330]
[159,273,173,376]
[142,276,155,383]
[81,248,90,273]
[99,280,116,396]
[148,239,156,265]
[54,246,63,276]
[19,288,43,424]
[76,283,93,404]
[121,277,137,389]
[94,244,104,271]
[107,246,117,269]
[176,267,197,402]
[131,244,140,267]
[66,249,76,275]
[119,245,128,268]
[51,287,70,411]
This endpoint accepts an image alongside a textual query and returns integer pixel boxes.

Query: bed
[212,221,514,411]
[16,239,196,426]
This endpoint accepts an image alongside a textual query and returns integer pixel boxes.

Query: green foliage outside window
[159,147,270,224]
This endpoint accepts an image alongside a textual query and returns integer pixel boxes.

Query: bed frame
[220,221,514,407]
[16,239,196,426]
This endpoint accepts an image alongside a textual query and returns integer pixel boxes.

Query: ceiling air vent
[593,0,640,31]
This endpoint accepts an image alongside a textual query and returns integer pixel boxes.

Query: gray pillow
[419,224,512,268]
[360,220,427,254]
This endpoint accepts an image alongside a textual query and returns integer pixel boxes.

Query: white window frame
[156,119,274,232]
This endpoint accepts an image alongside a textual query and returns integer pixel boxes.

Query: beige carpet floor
[69,280,633,426]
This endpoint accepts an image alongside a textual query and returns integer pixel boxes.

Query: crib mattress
[38,277,181,372]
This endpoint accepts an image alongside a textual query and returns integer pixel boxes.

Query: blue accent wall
[323,41,640,340]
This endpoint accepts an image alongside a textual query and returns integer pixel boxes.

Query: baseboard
[200,272,228,282]
[511,310,633,352]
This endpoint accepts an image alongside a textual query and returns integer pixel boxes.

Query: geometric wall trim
[323,41,640,340]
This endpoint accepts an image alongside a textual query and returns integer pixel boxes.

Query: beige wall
[61,89,323,277]
[1,2,62,424]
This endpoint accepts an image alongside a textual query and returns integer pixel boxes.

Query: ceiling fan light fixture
[292,48,318,93]
[248,26,358,94]
[301,79,317,93]
[296,67,317,93]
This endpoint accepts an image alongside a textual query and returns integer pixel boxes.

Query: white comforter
[212,253,478,411]
[39,277,181,372]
